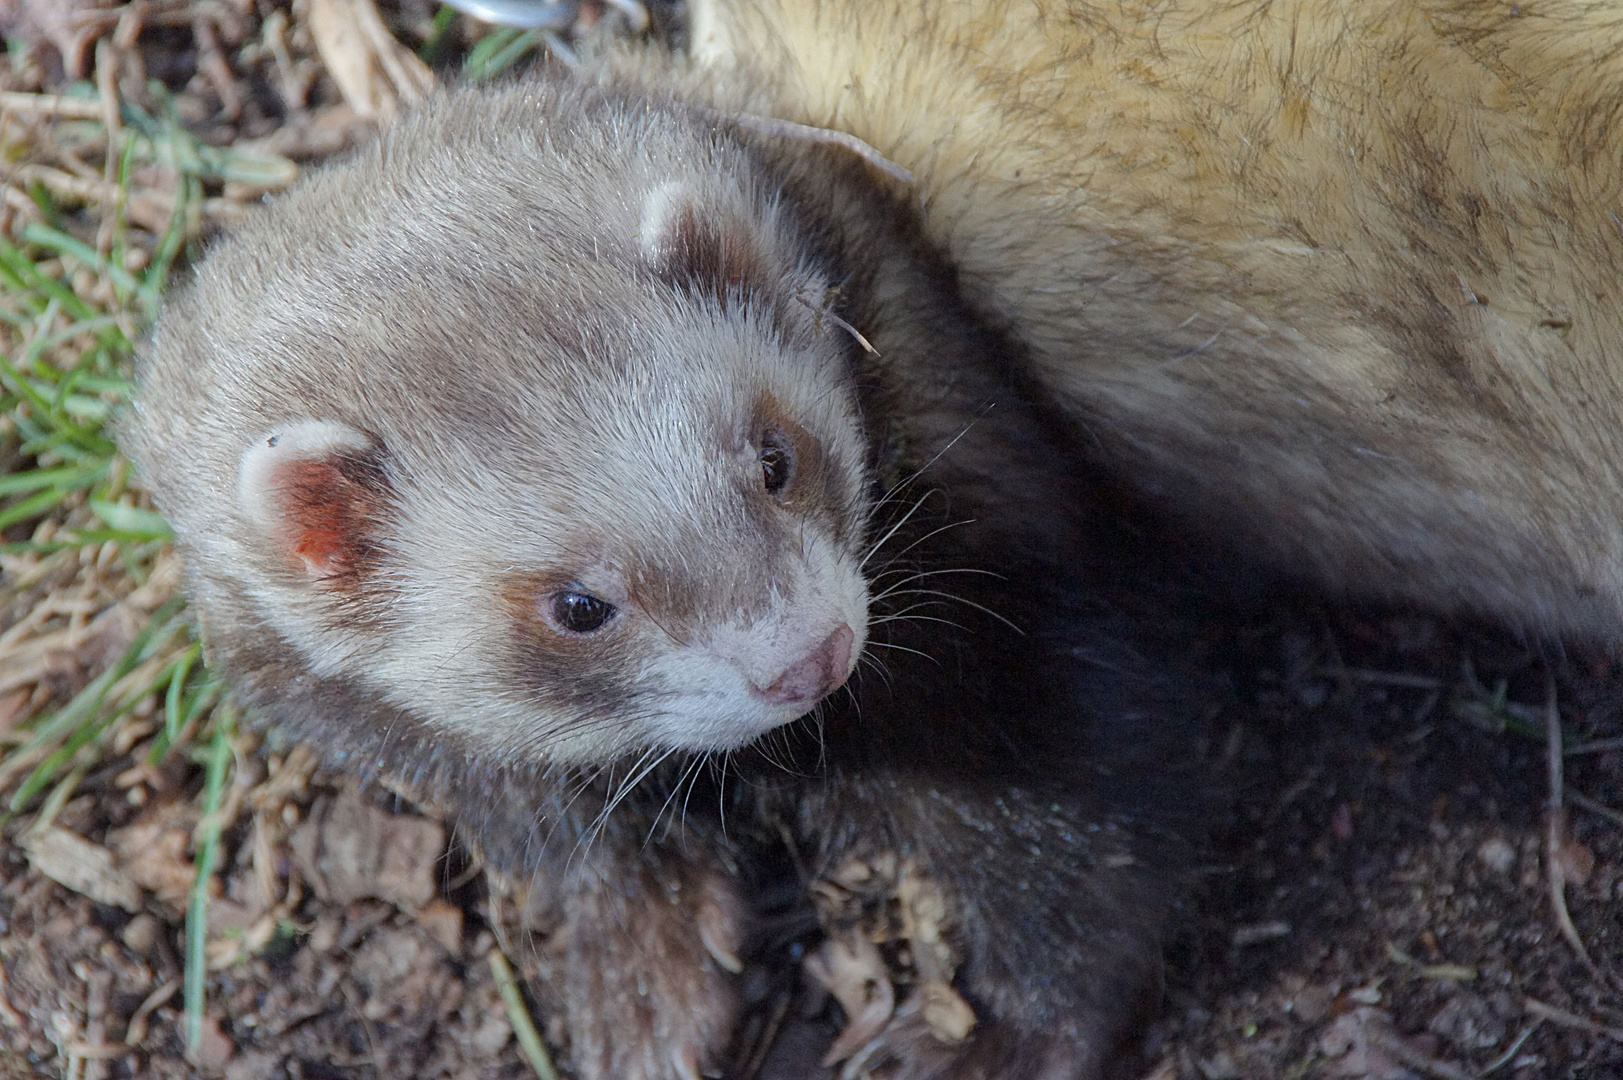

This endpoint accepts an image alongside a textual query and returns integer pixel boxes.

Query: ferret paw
[560,862,747,1080]
[845,1011,1118,1080]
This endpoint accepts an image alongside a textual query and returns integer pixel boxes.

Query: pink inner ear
[272,457,380,581]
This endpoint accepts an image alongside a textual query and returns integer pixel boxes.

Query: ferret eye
[760,427,795,496]
[551,589,616,634]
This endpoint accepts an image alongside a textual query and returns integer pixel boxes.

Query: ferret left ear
[639,182,770,306]
[237,420,392,588]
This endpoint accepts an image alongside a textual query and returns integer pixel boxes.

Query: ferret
[122,1,1623,1077]
[126,57,1205,1080]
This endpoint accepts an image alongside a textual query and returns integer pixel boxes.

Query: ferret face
[128,80,873,765]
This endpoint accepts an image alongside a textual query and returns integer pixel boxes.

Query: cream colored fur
[676,0,1623,635]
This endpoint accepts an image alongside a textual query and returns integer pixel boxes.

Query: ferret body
[681,0,1623,637]
[124,1,1623,1077]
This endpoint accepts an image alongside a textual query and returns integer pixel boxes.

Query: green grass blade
[19,223,142,304]
[0,488,67,532]
[164,644,202,742]
[87,500,172,539]
[0,462,105,497]
[185,705,236,1053]
[4,600,188,814]
[465,28,541,81]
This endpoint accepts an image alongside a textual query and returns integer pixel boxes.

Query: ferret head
[127,77,872,765]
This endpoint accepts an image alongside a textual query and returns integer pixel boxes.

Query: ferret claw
[671,1044,703,1080]
[699,924,743,973]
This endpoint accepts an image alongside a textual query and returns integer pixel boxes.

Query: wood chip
[415,898,465,954]
[917,979,975,1043]
[184,1011,234,1070]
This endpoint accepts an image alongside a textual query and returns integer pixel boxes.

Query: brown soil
[1157,610,1623,1080]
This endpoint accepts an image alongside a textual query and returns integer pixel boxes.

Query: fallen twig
[1569,789,1623,829]
[122,978,179,1048]
[1312,666,1446,690]
[1542,674,1595,971]
[0,92,105,121]
[1478,1021,1540,1075]
[1524,997,1623,1043]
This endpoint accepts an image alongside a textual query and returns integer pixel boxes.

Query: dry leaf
[896,862,957,985]
[805,927,895,1067]
[185,1012,235,1071]
[1556,838,1596,887]
[917,979,976,1043]
[1320,1006,1471,1080]
[307,0,435,121]
[291,786,445,911]
[416,898,465,954]
[22,825,142,912]
[107,796,200,914]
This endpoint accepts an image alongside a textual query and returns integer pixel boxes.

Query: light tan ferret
[680,0,1623,637]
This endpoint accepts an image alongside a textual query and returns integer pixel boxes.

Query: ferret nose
[755,624,855,707]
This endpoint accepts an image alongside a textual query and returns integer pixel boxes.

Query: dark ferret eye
[760,427,795,496]
[551,589,616,634]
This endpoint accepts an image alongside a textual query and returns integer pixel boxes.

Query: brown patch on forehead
[613,391,864,628]
[622,557,747,638]
[650,204,770,309]
[613,393,856,627]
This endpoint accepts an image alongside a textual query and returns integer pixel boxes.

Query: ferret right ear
[639,182,769,306]
[238,421,392,588]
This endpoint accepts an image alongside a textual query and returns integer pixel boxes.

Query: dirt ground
[0,3,1620,1079]
[1157,609,1623,1080]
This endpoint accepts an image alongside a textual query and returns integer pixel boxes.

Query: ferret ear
[639,182,770,305]
[238,421,392,588]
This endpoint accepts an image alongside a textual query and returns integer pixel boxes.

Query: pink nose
[754,624,856,707]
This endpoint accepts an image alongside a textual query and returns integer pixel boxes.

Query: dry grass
[0,3,638,1073]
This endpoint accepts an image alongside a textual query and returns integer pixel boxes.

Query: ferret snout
[752,624,854,708]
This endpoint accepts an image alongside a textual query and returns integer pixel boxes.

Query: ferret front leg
[797,773,1174,1080]
[551,840,750,1080]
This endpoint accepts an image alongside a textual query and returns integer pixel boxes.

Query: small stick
[1568,789,1623,828]
[1477,1021,1539,1075]
[1524,997,1623,1043]
[1312,666,1445,689]
[1563,735,1623,756]
[0,93,106,121]
[1542,675,1594,970]
[123,979,179,1048]
[94,40,124,268]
